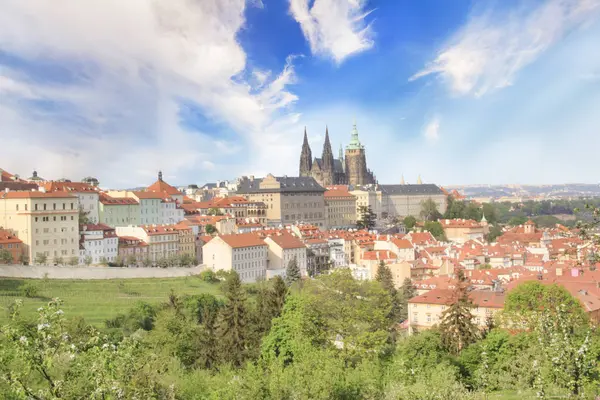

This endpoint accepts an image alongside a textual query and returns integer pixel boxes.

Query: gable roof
[215,233,267,248]
[379,184,444,196]
[237,176,325,194]
[147,179,182,196]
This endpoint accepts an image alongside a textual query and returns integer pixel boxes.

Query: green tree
[508,216,528,226]
[18,252,28,265]
[420,198,442,221]
[126,254,137,267]
[205,224,217,235]
[156,257,169,268]
[503,281,587,329]
[439,270,478,354]
[486,224,503,242]
[0,249,13,264]
[482,203,498,224]
[68,256,78,266]
[269,275,288,318]
[403,215,417,230]
[207,207,223,216]
[285,256,301,286]
[423,221,447,241]
[356,205,377,230]
[398,277,417,321]
[142,256,152,267]
[34,252,48,265]
[78,207,91,225]
[83,255,92,266]
[54,255,64,265]
[218,271,248,367]
[99,256,108,266]
[376,261,401,323]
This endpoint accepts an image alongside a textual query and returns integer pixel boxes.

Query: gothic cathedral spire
[321,126,335,185]
[299,127,312,177]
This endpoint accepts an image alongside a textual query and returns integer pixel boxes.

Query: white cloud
[423,117,440,143]
[410,0,600,96]
[0,0,300,186]
[289,0,374,64]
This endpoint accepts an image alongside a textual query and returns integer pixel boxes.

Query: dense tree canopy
[356,205,376,230]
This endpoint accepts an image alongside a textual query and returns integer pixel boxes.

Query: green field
[0,277,222,326]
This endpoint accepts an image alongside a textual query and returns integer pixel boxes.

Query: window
[43,204,47,211]
[16,204,19,211]
[53,203,56,210]
[35,217,38,222]
[25,204,28,211]
[63,203,66,210]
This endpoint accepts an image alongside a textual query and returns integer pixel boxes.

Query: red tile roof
[265,231,305,249]
[409,288,505,308]
[1,191,76,199]
[0,229,22,244]
[363,250,397,261]
[214,233,267,248]
[146,179,182,196]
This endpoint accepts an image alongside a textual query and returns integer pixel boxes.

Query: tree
[508,216,528,226]
[142,256,152,268]
[35,252,48,265]
[269,275,288,318]
[503,281,587,329]
[482,203,498,224]
[156,257,169,268]
[126,254,137,267]
[356,205,376,230]
[99,256,108,266]
[376,261,401,323]
[54,255,64,266]
[78,207,91,225]
[18,252,28,265]
[218,271,248,367]
[83,255,92,266]
[420,198,441,221]
[0,249,13,264]
[423,221,446,241]
[207,207,223,216]
[205,224,217,235]
[403,215,417,230]
[398,277,417,321]
[285,256,301,286]
[68,256,79,266]
[439,270,479,354]
[486,224,503,242]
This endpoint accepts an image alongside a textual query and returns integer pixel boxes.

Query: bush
[199,270,218,283]
[20,283,39,298]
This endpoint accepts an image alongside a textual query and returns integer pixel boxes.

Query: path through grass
[0,277,221,326]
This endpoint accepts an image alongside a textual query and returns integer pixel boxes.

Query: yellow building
[0,191,80,264]
[115,224,179,263]
[439,218,488,243]
[324,185,356,229]
[202,233,268,283]
[175,222,196,260]
[407,288,504,334]
[237,174,326,228]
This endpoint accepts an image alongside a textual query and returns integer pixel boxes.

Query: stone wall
[0,265,203,280]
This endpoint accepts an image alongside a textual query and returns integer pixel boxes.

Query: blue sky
[1,0,599,188]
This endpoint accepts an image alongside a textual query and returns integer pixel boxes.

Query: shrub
[20,283,39,298]
[199,270,218,283]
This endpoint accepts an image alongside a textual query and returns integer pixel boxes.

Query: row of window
[36,238,76,246]
[0,244,18,249]
[284,212,323,220]
[36,227,76,234]
[35,215,75,222]
[19,202,76,211]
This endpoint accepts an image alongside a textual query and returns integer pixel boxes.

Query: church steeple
[400,174,405,184]
[321,126,335,185]
[299,127,313,177]
[417,174,423,184]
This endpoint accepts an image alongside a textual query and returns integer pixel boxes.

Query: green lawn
[0,277,222,326]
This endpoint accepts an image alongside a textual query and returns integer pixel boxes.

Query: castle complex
[299,123,376,187]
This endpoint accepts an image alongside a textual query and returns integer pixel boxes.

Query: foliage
[439,270,479,354]
[54,255,64,266]
[125,254,137,267]
[403,215,417,230]
[20,283,39,298]
[486,224,503,242]
[503,281,587,329]
[376,261,401,323]
[199,269,218,283]
[68,256,78,266]
[508,216,529,226]
[398,277,417,322]
[104,301,157,334]
[285,256,301,286]
[423,220,447,241]
[0,249,13,264]
[420,198,442,221]
[34,253,48,265]
[356,205,377,230]
[218,271,248,367]
[83,255,92,266]
[207,207,223,216]
[78,208,91,225]
[205,224,217,235]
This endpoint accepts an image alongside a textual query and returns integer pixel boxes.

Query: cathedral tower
[345,122,374,186]
[299,127,312,177]
[321,126,335,185]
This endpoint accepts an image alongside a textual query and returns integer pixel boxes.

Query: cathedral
[299,122,376,187]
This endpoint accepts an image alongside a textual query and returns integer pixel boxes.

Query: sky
[1,0,599,188]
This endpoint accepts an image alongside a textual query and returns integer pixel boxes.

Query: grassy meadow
[0,276,221,326]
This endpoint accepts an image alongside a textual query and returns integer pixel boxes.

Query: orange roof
[131,191,166,199]
[265,231,305,249]
[141,225,179,235]
[363,250,397,261]
[1,191,76,199]
[147,179,182,196]
[0,229,22,244]
[99,193,139,205]
[324,185,355,198]
[409,288,505,308]
[118,236,149,247]
[391,238,413,249]
[41,181,98,193]
[81,223,114,232]
[215,233,267,248]
[439,219,482,228]
[0,169,17,182]
[408,232,437,245]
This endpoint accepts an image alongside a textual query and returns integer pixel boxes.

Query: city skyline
[1,0,599,187]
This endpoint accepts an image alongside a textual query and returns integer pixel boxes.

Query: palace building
[299,122,376,187]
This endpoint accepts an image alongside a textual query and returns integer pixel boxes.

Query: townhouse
[117,236,149,265]
[79,223,119,265]
[324,185,357,229]
[116,224,179,263]
[98,193,140,227]
[0,191,80,264]
[42,181,100,223]
[263,231,308,277]
[0,228,23,264]
[202,233,268,283]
